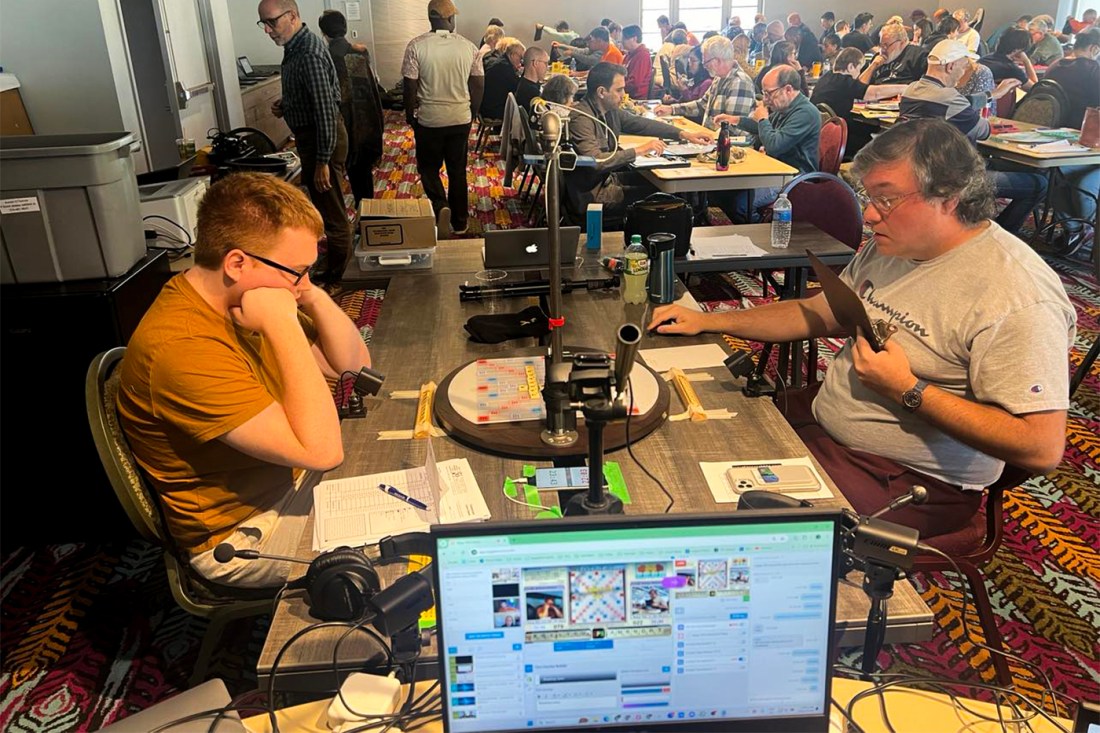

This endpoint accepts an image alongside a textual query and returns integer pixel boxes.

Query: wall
[227,0,376,68]
[0,0,128,135]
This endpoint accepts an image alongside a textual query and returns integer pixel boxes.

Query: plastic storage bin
[0,132,146,284]
[355,246,436,272]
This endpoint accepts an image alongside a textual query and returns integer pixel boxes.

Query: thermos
[646,232,676,304]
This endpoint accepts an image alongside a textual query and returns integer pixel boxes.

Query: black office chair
[85,347,275,686]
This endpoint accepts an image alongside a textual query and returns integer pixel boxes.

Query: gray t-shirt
[812,222,1075,489]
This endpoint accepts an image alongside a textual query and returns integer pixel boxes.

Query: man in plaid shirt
[259,0,351,286]
[654,36,755,129]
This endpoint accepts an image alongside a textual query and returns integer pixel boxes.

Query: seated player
[118,173,372,588]
[648,120,1075,538]
[563,62,711,228]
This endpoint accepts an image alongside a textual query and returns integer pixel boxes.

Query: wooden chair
[912,464,1032,688]
[818,116,848,176]
[85,347,275,687]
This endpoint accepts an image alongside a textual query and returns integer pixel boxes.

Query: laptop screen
[433,511,840,733]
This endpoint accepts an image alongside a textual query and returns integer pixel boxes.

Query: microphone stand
[563,325,641,516]
[859,559,903,679]
[539,110,579,448]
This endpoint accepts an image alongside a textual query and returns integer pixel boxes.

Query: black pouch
[622,193,693,257]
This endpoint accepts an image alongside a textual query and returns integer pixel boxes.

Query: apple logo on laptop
[525,243,539,254]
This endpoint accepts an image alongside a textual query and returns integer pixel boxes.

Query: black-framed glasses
[257,10,291,29]
[866,190,921,217]
[243,250,311,284]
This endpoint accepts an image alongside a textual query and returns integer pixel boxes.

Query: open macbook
[482,227,581,269]
[431,509,842,732]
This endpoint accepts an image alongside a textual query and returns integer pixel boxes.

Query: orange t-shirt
[117,273,315,554]
[603,43,625,65]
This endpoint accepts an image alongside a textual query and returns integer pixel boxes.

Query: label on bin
[365,224,404,246]
[0,197,40,214]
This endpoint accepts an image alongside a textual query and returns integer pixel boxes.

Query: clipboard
[806,250,890,351]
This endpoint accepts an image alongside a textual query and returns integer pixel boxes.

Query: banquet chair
[818,116,848,176]
[86,347,275,687]
[912,464,1032,688]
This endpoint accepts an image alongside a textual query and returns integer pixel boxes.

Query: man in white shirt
[402,0,484,237]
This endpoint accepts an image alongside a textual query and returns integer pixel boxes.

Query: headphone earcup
[304,547,381,621]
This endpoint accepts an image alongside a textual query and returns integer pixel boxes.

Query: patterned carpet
[0,113,1095,729]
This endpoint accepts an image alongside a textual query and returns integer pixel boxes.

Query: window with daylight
[642,0,672,49]
[679,0,722,36]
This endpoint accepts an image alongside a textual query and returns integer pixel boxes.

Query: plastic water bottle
[771,193,792,249]
[623,235,649,304]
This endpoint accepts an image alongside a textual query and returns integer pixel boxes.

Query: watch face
[902,391,921,409]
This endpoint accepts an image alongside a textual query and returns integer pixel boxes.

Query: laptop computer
[431,509,842,733]
[98,679,246,732]
[482,227,581,269]
[237,56,278,78]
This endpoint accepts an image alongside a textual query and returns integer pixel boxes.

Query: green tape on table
[603,461,631,505]
[504,474,563,519]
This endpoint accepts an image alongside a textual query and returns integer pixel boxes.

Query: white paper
[663,142,715,156]
[688,234,768,259]
[312,440,490,550]
[639,343,728,372]
[700,457,834,503]
[1022,139,1090,153]
[344,2,361,21]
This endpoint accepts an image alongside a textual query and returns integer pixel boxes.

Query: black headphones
[296,546,381,621]
[295,532,436,622]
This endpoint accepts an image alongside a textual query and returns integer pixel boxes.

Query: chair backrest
[518,104,543,156]
[86,347,164,543]
[779,172,864,249]
[1013,79,1070,128]
[815,102,838,124]
[994,91,1016,119]
[818,116,847,176]
[660,55,672,94]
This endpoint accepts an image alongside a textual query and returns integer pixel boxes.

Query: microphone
[212,543,311,566]
[869,485,928,519]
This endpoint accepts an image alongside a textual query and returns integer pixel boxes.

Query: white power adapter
[327,672,402,732]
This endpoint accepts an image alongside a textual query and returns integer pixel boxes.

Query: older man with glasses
[649,119,1075,539]
[118,173,372,589]
[862,22,929,84]
[654,36,755,129]
[257,0,351,287]
[711,65,821,220]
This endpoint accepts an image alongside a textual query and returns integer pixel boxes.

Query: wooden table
[621,132,799,193]
[243,676,1072,732]
[259,246,932,691]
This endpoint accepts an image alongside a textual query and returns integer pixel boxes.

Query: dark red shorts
[780,384,982,538]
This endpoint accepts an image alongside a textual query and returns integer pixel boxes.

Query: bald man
[258,0,351,287]
[516,46,550,114]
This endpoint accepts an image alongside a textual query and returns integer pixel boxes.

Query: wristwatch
[901,379,928,412]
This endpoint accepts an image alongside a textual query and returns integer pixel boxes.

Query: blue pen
[378,483,429,510]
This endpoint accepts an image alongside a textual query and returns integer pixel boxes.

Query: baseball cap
[428,0,457,18]
[928,39,979,64]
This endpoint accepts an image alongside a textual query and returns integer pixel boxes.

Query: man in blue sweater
[714,65,821,221]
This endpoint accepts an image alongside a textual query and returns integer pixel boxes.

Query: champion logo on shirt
[857,280,930,338]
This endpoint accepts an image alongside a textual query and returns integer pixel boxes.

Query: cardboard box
[359,198,437,250]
